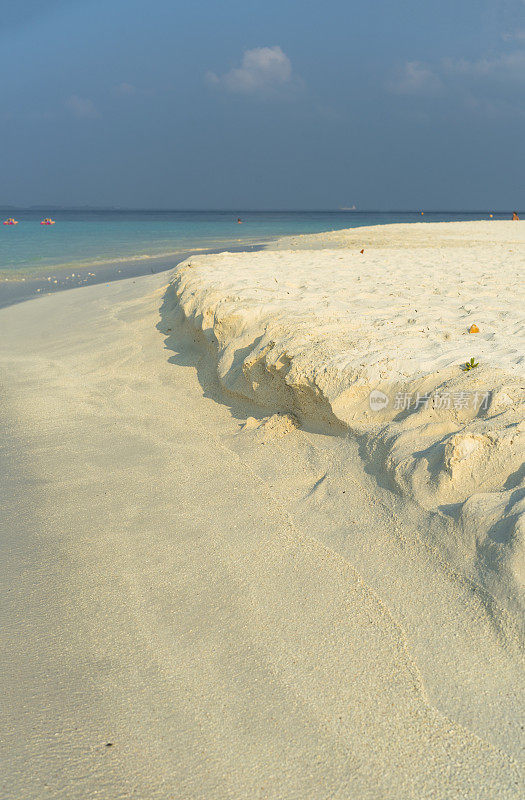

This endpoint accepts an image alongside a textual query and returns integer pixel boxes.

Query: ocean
[0,209,504,307]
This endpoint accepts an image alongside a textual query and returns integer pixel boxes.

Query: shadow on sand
[156,282,347,438]
[156,283,268,427]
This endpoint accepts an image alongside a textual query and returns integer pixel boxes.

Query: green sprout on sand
[463,357,479,371]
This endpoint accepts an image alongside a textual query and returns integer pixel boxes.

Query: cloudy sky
[1,0,524,209]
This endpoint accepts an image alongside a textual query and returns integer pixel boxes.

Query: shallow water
[0,209,505,307]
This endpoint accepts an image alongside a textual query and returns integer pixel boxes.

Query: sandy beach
[1,222,524,798]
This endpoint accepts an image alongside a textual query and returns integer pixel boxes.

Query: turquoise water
[0,209,501,307]
[0,210,502,275]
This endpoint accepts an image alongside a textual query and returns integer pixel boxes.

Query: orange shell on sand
[469,324,480,333]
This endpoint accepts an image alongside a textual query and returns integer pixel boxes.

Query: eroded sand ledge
[167,221,525,607]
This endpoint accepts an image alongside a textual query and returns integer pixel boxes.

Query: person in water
[237,218,242,224]
[512,211,519,220]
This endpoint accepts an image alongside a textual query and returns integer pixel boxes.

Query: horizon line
[0,207,519,213]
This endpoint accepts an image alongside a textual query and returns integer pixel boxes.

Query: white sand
[172,222,525,610]
[1,222,524,799]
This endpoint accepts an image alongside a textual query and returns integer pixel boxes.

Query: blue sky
[1,0,524,209]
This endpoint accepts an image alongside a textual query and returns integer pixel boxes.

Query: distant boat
[339,205,357,211]
[3,218,19,225]
[41,218,56,225]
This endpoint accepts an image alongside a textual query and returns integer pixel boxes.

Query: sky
[0,0,524,209]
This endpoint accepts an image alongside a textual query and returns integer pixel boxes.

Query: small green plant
[463,357,479,371]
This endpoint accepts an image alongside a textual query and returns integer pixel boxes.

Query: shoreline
[0,212,512,310]
[0,240,271,310]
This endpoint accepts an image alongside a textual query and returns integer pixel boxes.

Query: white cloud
[443,50,525,80]
[66,94,98,118]
[502,29,525,41]
[387,44,525,113]
[388,61,443,95]
[206,46,297,95]
[114,82,136,95]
